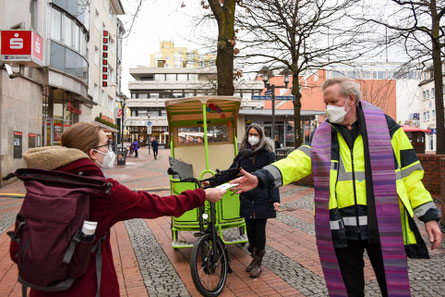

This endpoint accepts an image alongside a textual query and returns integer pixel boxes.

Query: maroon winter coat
[10,157,205,297]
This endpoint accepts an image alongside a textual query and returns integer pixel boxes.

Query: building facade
[0,0,124,186]
[85,0,124,131]
[417,67,441,152]
[127,65,264,145]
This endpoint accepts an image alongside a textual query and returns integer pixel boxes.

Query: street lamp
[258,66,291,141]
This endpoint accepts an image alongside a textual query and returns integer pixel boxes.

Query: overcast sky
[119,0,209,97]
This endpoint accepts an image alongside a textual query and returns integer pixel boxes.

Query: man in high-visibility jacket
[231,77,442,297]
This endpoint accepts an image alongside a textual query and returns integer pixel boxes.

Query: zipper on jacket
[350,148,360,234]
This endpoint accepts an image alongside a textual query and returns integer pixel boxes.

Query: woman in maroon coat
[10,122,225,297]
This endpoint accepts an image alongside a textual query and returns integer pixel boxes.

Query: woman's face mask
[93,150,116,169]
[248,135,260,146]
[325,96,351,124]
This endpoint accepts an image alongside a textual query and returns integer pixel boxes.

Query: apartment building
[126,42,264,145]
[417,67,442,152]
[86,0,124,130]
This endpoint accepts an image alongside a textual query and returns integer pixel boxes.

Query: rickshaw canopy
[165,96,241,125]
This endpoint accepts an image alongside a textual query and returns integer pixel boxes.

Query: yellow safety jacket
[260,116,438,255]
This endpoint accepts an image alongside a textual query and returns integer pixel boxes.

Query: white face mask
[248,136,260,146]
[326,96,351,124]
[94,150,116,169]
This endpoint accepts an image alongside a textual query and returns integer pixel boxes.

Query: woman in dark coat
[208,123,280,278]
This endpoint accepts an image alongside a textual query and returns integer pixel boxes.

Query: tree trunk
[209,0,236,96]
[431,0,445,154]
[292,74,302,148]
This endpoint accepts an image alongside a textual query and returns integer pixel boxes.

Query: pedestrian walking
[231,77,441,296]
[151,137,159,159]
[204,123,280,278]
[9,122,226,297]
[132,139,139,158]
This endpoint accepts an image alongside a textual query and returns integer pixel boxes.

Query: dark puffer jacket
[210,147,280,219]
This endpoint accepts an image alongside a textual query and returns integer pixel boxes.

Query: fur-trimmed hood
[23,146,90,170]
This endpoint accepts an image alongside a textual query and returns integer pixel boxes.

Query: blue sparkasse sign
[147,121,152,126]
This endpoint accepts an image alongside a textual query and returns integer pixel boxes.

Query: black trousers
[245,218,267,250]
[153,148,158,158]
[334,240,388,297]
[134,149,138,157]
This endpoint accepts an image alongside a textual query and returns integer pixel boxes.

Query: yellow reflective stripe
[343,216,368,226]
[400,162,423,179]
[264,165,283,187]
[337,158,365,181]
[413,201,436,218]
[297,145,311,157]
[330,219,344,230]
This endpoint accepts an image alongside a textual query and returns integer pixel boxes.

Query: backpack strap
[62,232,83,264]
[22,284,27,297]
[91,232,107,297]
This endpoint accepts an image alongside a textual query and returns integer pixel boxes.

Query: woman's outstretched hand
[204,188,226,203]
[229,168,259,194]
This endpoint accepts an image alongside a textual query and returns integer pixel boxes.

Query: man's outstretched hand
[229,168,259,194]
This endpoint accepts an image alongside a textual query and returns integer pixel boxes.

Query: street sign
[252,95,295,100]
[147,126,152,134]
[275,95,295,100]
[147,121,152,126]
[252,95,272,100]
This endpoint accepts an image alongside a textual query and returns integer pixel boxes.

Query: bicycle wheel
[190,233,227,297]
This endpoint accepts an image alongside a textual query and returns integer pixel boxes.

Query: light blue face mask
[326,96,351,124]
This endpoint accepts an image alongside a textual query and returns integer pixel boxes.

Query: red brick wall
[417,154,445,197]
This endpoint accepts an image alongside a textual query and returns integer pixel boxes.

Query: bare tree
[236,0,370,148]
[363,0,445,154]
[205,0,237,95]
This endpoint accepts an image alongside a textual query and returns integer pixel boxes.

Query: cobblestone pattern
[125,219,191,297]
[0,212,17,234]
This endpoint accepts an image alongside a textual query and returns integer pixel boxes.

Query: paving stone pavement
[0,147,444,297]
[125,218,191,297]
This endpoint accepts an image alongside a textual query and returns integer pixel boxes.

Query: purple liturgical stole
[311,101,411,296]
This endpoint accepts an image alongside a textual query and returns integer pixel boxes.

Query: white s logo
[10,33,23,49]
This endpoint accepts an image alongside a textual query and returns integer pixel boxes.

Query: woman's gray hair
[240,123,273,152]
[322,77,362,104]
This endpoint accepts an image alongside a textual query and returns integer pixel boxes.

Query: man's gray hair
[322,77,362,104]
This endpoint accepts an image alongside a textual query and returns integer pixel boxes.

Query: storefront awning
[94,121,119,133]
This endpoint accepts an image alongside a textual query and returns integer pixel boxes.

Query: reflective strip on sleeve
[400,162,423,179]
[342,216,368,226]
[297,145,311,157]
[330,219,344,230]
[413,201,437,218]
[264,165,283,188]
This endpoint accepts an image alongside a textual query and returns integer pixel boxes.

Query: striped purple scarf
[311,101,410,296]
